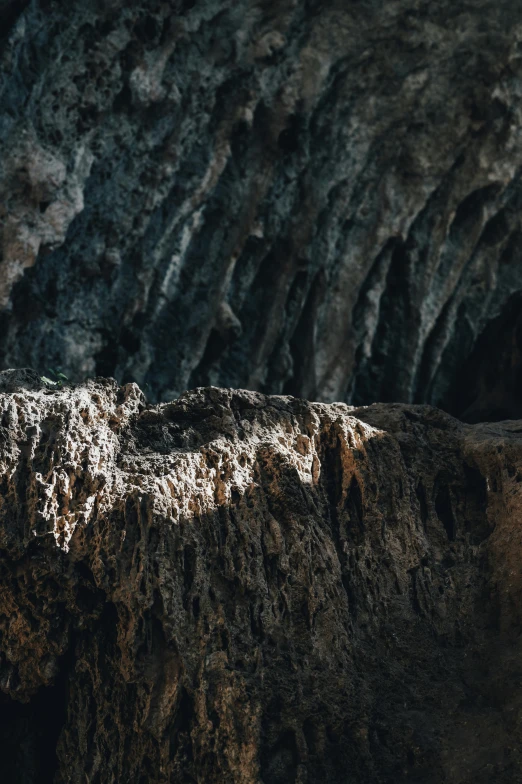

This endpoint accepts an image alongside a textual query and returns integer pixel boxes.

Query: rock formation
[0,370,520,783]
[4,1,522,781]
[2,0,522,415]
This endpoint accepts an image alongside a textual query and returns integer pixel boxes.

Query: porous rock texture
[3,0,522,417]
[0,369,522,783]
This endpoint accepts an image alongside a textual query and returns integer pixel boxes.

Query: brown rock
[0,371,520,782]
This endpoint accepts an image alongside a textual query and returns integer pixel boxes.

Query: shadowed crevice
[0,647,72,784]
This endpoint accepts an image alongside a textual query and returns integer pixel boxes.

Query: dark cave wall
[2,0,522,413]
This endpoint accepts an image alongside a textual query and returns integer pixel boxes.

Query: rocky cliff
[0,370,520,783]
[4,2,522,782]
[2,0,522,416]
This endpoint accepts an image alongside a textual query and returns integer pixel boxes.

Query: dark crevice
[431,301,475,415]
[261,728,299,784]
[94,331,120,378]
[182,544,197,607]
[345,475,364,534]
[409,568,423,617]
[0,641,74,784]
[416,481,429,529]
[352,239,414,404]
[445,291,522,422]
[0,0,31,43]
[168,686,195,767]
[319,431,359,618]
[434,481,456,541]
[414,294,455,404]
[447,185,502,243]
[462,464,491,544]
[351,239,397,405]
[283,268,326,399]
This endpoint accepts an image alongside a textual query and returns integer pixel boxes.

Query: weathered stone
[0,371,520,782]
[2,1,522,415]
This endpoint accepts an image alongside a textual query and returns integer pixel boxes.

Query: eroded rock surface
[0,370,520,782]
[2,1,522,414]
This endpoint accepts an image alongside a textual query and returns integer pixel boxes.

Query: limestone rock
[0,372,521,782]
[2,1,522,414]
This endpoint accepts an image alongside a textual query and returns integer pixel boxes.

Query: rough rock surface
[2,1,522,415]
[0,369,521,783]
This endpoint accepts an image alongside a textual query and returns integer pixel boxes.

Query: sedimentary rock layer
[0,370,521,783]
[2,1,522,414]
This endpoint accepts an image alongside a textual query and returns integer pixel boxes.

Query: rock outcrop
[0,370,521,783]
[2,1,522,415]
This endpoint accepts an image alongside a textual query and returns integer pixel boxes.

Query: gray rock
[2,1,522,414]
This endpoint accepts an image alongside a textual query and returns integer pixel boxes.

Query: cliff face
[0,370,521,783]
[2,0,522,415]
[4,3,522,781]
